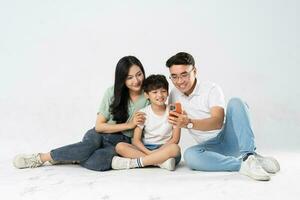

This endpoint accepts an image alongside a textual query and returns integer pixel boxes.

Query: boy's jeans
[184,98,256,171]
[50,128,130,171]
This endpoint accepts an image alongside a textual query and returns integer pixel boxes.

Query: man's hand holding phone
[168,103,189,128]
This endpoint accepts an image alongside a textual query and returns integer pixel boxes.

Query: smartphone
[169,102,182,117]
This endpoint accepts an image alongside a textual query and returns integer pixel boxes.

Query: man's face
[169,64,196,95]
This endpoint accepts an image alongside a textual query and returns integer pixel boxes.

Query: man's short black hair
[166,52,195,68]
[143,74,169,93]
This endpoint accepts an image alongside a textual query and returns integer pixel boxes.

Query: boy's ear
[144,92,149,99]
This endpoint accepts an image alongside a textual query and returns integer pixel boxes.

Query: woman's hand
[128,112,146,129]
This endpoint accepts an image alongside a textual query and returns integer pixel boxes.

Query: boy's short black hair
[166,52,195,68]
[143,74,169,93]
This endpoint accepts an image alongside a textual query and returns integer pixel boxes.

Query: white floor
[1,151,299,200]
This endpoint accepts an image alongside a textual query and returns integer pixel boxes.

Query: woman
[13,56,148,171]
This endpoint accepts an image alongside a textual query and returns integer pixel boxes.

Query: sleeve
[97,87,113,120]
[208,84,226,109]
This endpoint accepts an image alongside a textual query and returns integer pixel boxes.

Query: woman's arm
[132,127,152,155]
[95,112,146,133]
[95,114,132,133]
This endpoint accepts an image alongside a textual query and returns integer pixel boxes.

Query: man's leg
[184,142,241,171]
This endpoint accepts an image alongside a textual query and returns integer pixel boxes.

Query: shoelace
[249,156,263,171]
[26,155,42,168]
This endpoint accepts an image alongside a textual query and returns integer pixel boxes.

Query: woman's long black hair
[110,56,145,123]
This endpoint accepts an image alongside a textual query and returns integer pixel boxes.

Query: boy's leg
[142,144,180,166]
[115,142,146,158]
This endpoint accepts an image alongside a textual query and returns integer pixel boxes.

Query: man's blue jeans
[50,128,130,171]
[184,98,256,171]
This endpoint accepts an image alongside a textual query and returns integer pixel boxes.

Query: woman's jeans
[50,128,130,171]
[184,98,256,172]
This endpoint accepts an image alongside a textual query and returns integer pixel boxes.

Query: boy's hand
[168,110,189,128]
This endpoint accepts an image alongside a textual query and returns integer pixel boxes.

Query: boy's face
[145,88,168,106]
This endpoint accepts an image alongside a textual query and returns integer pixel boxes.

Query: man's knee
[227,97,247,113]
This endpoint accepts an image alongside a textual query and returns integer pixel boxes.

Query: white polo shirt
[168,80,225,144]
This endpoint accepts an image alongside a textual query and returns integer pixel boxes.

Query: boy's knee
[168,144,181,157]
[115,142,127,154]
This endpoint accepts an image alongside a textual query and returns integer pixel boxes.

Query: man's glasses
[169,67,195,82]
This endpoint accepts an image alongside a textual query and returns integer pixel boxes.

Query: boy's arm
[132,126,152,155]
[161,126,181,147]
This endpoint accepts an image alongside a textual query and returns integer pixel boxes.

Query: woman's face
[125,65,144,93]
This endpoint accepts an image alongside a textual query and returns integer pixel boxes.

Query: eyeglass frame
[169,66,195,82]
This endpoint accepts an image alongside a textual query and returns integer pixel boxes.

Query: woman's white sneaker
[239,155,270,181]
[13,154,44,169]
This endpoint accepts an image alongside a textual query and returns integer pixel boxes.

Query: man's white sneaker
[255,153,280,174]
[158,158,176,171]
[239,155,270,181]
[13,154,44,169]
[111,156,131,170]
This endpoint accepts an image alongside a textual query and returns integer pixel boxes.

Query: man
[166,52,280,181]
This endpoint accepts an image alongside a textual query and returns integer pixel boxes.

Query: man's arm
[168,106,224,131]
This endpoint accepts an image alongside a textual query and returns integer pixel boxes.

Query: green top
[97,86,149,138]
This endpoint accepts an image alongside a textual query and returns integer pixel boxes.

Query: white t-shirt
[168,80,225,144]
[138,105,173,145]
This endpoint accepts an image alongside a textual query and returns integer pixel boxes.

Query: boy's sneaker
[239,155,270,181]
[158,158,175,171]
[111,156,130,170]
[13,154,44,169]
[254,153,280,174]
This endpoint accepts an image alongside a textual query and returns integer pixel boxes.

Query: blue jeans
[144,144,182,165]
[50,128,130,171]
[183,98,256,172]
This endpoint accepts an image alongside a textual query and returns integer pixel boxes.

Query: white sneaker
[239,155,270,181]
[111,156,130,170]
[158,158,176,171]
[13,154,44,169]
[255,153,280,174]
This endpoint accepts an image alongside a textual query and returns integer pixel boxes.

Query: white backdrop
[1,0,299,160]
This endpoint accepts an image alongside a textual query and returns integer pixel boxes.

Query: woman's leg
[50,128,104,162]
[80,133,131,171]
[13,128,104,169]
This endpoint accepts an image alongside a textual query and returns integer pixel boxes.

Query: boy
[111,74,181,171]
